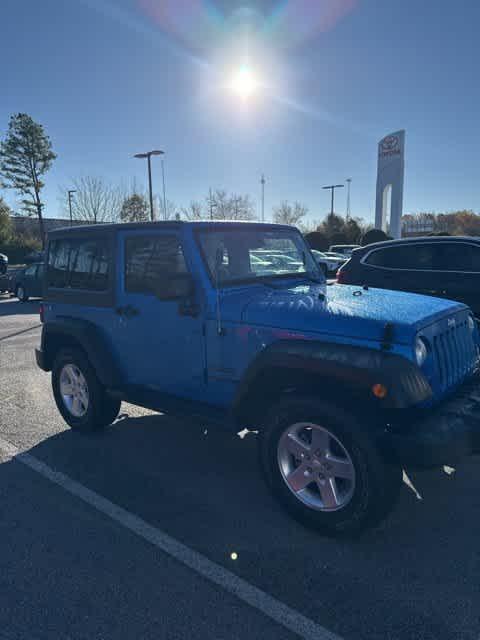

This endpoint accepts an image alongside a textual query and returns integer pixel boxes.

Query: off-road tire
[259,396,402,536]
[52,347,121,433]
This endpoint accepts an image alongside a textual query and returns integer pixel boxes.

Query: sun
[230,66,257,100]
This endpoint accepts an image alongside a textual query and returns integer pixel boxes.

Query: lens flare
[230,66,257,100]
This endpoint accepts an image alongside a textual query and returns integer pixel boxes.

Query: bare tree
[204,190,256,220]
[273,201,309,226]
[181,200,204,220]
[62,177,123,223]
[226,192,256,220]
[181,190,256,221]
[156,196,180,220]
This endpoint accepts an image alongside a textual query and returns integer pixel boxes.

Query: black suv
[337,236,480,316]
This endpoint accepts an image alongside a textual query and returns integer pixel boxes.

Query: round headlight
[415,337,428,366]
[468,315,476,332]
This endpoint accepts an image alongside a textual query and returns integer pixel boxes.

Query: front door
[112,230,206,400]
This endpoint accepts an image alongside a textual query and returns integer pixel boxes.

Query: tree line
[0,112,318,250]
[1,112,479,262]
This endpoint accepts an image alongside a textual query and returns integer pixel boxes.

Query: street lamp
[260,174,266,222]
[345,178,352,219]
[322,184,344,217]
[67,190,76,226]
[134,150,165,221]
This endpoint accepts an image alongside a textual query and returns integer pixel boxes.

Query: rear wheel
[52,348,121,432]
[16,285,28,302]
[259,396,402,536]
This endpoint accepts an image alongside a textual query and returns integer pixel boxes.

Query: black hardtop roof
[47,219,293,238]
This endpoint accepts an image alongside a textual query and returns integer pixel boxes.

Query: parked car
[24,250,45,264]
[0,253,8,275]
[311,250,345,276]
[328,244,361,258]
[36,221,480,536]
[323,251,347,260]
[13,262,45,301]
[337,236,480,317]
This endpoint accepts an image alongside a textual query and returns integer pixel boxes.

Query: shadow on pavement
[0,442,292,640]
[15,409,480,640]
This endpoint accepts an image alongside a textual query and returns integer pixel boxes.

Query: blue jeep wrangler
[36,221,480,535]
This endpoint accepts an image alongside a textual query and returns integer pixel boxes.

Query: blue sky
[1,0,479,225]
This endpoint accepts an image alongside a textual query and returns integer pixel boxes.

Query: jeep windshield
[197,227,322,286]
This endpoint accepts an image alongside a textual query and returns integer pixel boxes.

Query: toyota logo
[380,135,399,152]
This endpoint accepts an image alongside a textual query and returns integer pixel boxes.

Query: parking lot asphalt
[0,296,479,640]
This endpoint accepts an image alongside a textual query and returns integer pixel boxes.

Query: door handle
[116,305,140,318]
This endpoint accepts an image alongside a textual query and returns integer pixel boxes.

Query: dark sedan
[337,236,480,316]
[13,262,45,302]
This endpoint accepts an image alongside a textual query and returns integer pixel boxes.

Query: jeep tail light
[39,303,44,323]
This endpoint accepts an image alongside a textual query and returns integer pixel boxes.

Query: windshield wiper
[260,273,325,288]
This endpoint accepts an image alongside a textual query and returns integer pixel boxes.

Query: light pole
[67,190,76,226]
[322,184,344,217]
[346,178,352,219]
[260,174,265,222]
[134,150,164,221]
[161,157,167,220]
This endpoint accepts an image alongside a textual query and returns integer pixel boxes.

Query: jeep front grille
[433,319,477,391]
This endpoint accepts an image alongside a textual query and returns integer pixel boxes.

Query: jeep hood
[221,282,465,345]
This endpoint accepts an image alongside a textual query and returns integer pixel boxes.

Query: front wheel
[259,397,402,536]
[52,348,121,433]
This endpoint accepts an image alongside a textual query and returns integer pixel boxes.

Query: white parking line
[0,436,342,640]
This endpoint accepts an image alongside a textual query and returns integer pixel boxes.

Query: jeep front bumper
[382,372,480,468]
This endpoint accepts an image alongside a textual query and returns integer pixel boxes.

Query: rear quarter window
[47,237,110,290]
[365,244,434,269]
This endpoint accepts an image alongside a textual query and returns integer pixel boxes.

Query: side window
[366,245,434,270]
[47,240,71,287]
[433,243,480,272]
[47,237,110,290]
[69,238,109,291]
[125,235,188,298]
[24,265,37,277]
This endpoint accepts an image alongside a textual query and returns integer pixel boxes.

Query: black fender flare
[39,318,123,388]
[232,339,432,419]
